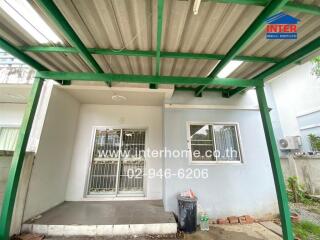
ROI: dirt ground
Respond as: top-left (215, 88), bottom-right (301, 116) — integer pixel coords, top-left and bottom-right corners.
top-left (44, 223), bottom-right (281, 240)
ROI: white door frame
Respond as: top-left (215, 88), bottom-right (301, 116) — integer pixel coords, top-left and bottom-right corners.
top-left (84, 126), bottom-right (148, 199)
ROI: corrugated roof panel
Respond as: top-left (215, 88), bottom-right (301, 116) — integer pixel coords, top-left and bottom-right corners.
top-left (0, 0), bottom-right (318, 89)
top-left (0, 2), bottom-right (91, 72)
top-left (26, 52), bottom-right (91, 72)
top-left (95, 55), bottom-right (152, 75)
top-left (162, 1), bottom-right (262, 54)
top-left (0, 9), bottom-right (38, 46)
top-left (161, 58), bottom-right (218, 77)
top-left (52, 0), bottom-right (153, 74)
top-left (241, 14), bottom-right (320, 59)
top-left (229, 62), bottom-right (274, 79)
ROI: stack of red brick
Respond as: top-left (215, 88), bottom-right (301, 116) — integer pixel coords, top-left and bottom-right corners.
top-left (216, 215), bottom-right (255, 224)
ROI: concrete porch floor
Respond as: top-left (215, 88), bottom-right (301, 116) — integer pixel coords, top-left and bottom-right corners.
top-left (22, 201), bottom-right (177, 236)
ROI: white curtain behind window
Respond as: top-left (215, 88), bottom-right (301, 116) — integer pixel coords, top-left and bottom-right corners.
top-left (0, 127), bottom-right (19, 151)
top-left (214, 125), bottom-right (240, 161)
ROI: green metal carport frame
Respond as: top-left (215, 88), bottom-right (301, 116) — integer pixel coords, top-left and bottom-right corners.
top-left (0, 0), bottom-right (320, 239)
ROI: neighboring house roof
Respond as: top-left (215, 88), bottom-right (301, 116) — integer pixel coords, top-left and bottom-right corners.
top-left (266, 12), bottom-right (301, 24)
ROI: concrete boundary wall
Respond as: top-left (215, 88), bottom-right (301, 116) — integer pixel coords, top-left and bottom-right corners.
top-left (281, 157), bottom-right (320, 194)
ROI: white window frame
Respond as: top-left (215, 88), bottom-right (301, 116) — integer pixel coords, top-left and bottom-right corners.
top-left (186, 121), bottom-right (243, 165)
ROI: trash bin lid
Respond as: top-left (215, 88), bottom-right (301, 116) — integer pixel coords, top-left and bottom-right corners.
top-left (177, 195), bottom-right (197, 202)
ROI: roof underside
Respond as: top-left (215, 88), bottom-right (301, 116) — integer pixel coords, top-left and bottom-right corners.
top-left (0, 0), bottom-right (319, 92)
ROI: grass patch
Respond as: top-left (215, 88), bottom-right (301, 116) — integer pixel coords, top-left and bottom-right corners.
top-left (293, 220), bottom-right (320, 240)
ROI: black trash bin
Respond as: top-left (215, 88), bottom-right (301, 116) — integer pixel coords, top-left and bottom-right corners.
top-left (177, 195), bottom-right (197, 233)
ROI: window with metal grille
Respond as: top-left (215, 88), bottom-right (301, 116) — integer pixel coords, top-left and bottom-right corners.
top-left (188, 123), bottom-right (242, 163)
top-left (88, 128), bottom-right (145, 196)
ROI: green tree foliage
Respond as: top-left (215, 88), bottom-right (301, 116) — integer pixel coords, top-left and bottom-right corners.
top-left (308, 134), bottom-right (320, 151)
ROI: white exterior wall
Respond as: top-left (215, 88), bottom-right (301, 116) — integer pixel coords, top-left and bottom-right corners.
top-left (23, 86), bottom-right (80, 221)
top-left (1, 83), bottom-right (282, 222)
top-left (269, 62), bottom-right (320, 136)
top-left (65, 104), bottom-right (163, 200)
top-left (163, 91), bottom-right (279, 219)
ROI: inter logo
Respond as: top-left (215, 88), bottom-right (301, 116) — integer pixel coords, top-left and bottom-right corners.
top-left (265, 12), bottom-right (300, 40)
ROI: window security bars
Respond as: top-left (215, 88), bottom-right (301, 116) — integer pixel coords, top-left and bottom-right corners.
top-left (88, 128), bottom-right (145, 195)
top-left (188, 123), bottom-right (242, 162)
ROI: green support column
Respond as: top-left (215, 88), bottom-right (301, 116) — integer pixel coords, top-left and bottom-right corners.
top-left (256, 85), bottom-right (293, 240)
top-left (0, 77), bottom-right (44, 240)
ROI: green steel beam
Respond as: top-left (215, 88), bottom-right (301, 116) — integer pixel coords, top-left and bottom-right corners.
top-left (0, 38), bottom-right (47, 71)
top-left (175, 86), bottom-right (223, 92)
top-left (151, 0), bottom-right (164, 89)
top-left (155, 0), bottom-right (164, 75)
top-left (209, 0), bottom-right (320, 16)
top-left (222, 88), bottom-right (244, 98)
top-left (284, 2), bottom-right (320, 16)
top-left (161, 51), bottom-right (281, 63)
top-left (256, 85), bottom-right (294, 240)
top-left (21, 46), bottom-right (281, 63)
top-left (0, 77), bottom-right (44, 240)
top-left (35, 0), bottom-right (105, 76)
top-left (195, 0), bottom-right (289, 97)
top-left (208, 0), bottom-right (266, 5)
top-left (254, 37), bottom-right (320, 80)
top-left (227, 36), bottom-right (320, 97)
top-left (36, 71), bottom-right (261, 87)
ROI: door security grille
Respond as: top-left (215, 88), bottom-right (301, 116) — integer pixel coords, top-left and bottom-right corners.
top-left (88, 128), bottom-right (145, 195)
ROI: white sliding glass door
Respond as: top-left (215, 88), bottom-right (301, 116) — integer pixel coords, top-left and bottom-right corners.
top-left (87, 128), bottom-right (145, 196)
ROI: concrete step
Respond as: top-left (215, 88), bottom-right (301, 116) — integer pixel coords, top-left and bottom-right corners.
top-left (22, 222), bottom-right (177, 237)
